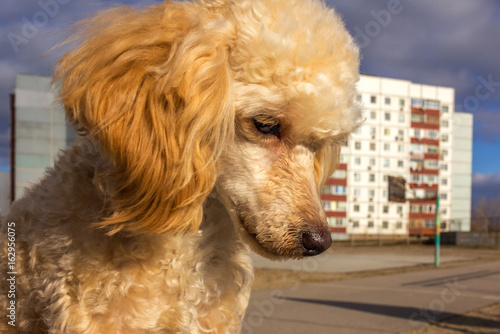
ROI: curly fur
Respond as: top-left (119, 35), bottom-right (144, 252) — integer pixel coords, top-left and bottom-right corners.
top-left (0, 0), bottom-right (363, 332)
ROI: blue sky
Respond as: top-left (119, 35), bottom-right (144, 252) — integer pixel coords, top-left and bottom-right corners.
top-left (0, 0), bottom-right (499, 204)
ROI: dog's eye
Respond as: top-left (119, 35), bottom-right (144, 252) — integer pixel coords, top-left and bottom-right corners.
top-left (253, 118), bottom-right (281, 136)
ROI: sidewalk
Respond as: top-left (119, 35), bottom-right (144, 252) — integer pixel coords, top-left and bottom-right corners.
top-left (250, 250), bottom-right (466, 274)
top-left (244, 258), bottom-right (500, 334)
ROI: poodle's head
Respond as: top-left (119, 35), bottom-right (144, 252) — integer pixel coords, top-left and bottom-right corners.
top-left (55, 0), bottom-right (363, 259)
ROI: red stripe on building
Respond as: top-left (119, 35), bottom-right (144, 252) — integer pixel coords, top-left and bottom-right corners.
top-left (409, 212), bottom-right (436, 220)
top-left (337, 163), bottom-right (347, 170)
top-left (325, 178), bottom-right (347, 186)
top-left (321, 194), bottom-right (347, 202)
top-left (424, 153), bottom-right (439, 160)
top-left (411, 138), bottom-right (440, 145)
top-left (326, 211), bottom-right (347, 218)
top-left (411, 122), bottom-right (440, 130)
top-left (330, 227), bottom-right (347, 233)
top-left (410, 168), bottom-right (439, 175)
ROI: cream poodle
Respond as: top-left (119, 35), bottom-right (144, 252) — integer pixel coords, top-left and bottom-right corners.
top-left (0, 0), bottom-right (362, 332)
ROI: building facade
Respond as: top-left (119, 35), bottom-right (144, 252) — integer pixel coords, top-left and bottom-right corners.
top-left (10, 74), bottom-right (76, 201)
top-left (321, 75), bottom-right (473, 236)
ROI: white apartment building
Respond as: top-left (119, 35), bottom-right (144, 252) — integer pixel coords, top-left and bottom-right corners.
top-left (321, 75), bottom-right (473, 237)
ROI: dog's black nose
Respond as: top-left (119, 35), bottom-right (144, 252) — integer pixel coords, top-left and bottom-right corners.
top-left (302, 229), bottom-right (332, 256)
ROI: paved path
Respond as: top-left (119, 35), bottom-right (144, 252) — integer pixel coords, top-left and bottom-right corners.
top-left (250, 251), bottom-right (467, 273)
top-left (243, 261), bottom-right (500, 333)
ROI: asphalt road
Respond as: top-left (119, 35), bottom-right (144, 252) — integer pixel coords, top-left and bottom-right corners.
top-left (243, 261), bottom-right (500, 334)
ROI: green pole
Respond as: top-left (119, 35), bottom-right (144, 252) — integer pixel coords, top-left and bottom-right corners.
top-left (435, 197), bottom-right (440, 267)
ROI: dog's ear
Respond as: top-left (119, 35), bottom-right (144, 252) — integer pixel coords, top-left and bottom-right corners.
top-left (54, 3), bottom-right (235, 235)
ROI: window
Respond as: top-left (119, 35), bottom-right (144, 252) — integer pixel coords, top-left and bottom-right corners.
top-left (354, 157), bottom-right (361, 165)
top-left (370, 111), bottom-right (376, 119)
top-left (397, 206), bottom-right (403, 214)
top-left (425, 160), bottom-right (439, 169)
top-left (369, 158), bottom-right (376, 166)
top-left (384, 143), bottom-right (390, 151)
top-left (369, 174), bottom-right (375, 182)
top-left (321, 185), bottom-right (346, 195)
top-left (340, 154), bottom-right (349, 163)
top-left (368, 221), bottom-right (374, 228)
top-left (383, 205), bottom-right (389, 214)
top-left (410, 144), bottom-right (424, 153)
top-left (442, 105), bottom-right (449, 113)
top-left (382, 221), bottom-right (389, 229)
top-left (357, 94), bottom-right (362, 101)
top-left (440, 193), bottom-right (448, 200)
top-left (411, 113), bottom-right (425, 123)
top-left (399, 114), bottom-right (405, 123)
top-left (398, 160), bottom-right (404, 167)
top-left (411, 99), bottom-right (424, 108)
top-left (355, 142), bottom-right (361, 150)
top-left (385, 97), bottom-right (391, 105)
top-left (441, 120), bottom-right (449, 128)
top-left (337, 201), bottom-right (347, 210)
top-left (427, 115), bottom-right (439, 125)
top-left (385, 112), bottom-right (391, 121)
top-left (370, 96), bottom-right (377, 104)
top-left (398, 144), bottom-right (404, 153)
top-left (414, 129), bottom-right (422, 138)
top-left (442, 134), bottom-right (449, 142)
top-left (370, 127), bottom-right (376, 135)
top-left (354, 188), bottom-right (361, 197)
top-left (396, 222), bottom-right (403, 229)
top-left (368, 205), bottom-right (374, 213)
top-left (384, 128), bottom-right (390, 136)
top-left (428, 130), bottom-right (438, 139)
top-left (335, 186), bottom-right (346, 195)
top-left (384, 159), bottom-right (389, 167)
top-left (440, 164), bottom-right (448, 171)
top-left (354, 173), bottom-right (361, 182)
top-left (426, 100), bottom-right (440, 110)
top-left (353, 221), bottom-right (360, 228)
top-left (425, 220), bottom-right (435, 228)
top-left (370, 143), bottom-right (376, 151)
top-left (327, 217), bottom-right (347, 227)
top-left (332, 169), bottom-right (347, 179)
top-left (399, 99), bottom-right (405, 107)
top-left (441, 178), bottom-right (448, 186)
top-left (427, 145), bottom-right (438, 154)
top-left (322, 201), bottom-right (331, 210)
top-left (411, 99), bottom-right (421, 108)
top-left (354, 205), bottom-right (360, 212)
top-left (368, 190), bottom-right (375, 198)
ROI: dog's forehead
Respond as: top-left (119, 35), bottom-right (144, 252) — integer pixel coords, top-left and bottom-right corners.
top-left (229, 0), bottom-right (363, 140)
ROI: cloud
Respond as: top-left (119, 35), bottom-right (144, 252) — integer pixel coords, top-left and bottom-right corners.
top-left (472, 173), bottom-right (500, 205)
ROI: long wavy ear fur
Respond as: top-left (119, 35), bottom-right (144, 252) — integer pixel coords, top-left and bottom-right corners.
top-left (314, 143), bottom-right (340, 189)
top-left (54, 2), bottom-right (235, 235)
